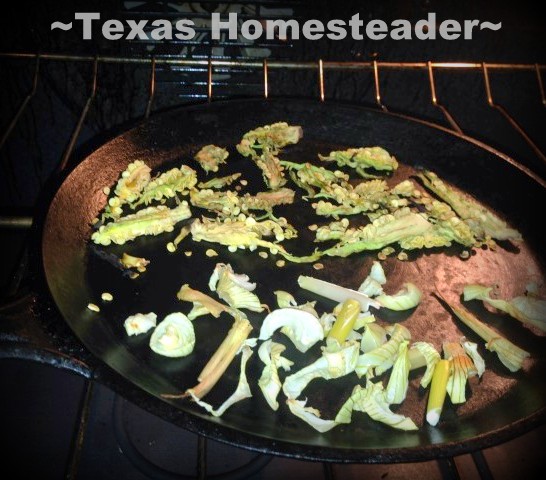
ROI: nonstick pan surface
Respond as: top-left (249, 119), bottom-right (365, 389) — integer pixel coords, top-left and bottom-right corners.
top-left (42, 99), bottom-right (546, 462)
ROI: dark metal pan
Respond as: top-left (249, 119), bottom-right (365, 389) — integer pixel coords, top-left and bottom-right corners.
top-left (41, 99), bottom-right (546, 463)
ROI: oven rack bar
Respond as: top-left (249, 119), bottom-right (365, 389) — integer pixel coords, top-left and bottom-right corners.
top-left (1, 53), bottom-right (545, 178)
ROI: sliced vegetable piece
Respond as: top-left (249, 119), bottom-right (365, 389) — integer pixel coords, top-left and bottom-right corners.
top-left (186, 315), bottom-right (252, 399)
top-left (318, 147), bottom-right (398, 177)
top-left (194, 145), bottom-right (229, 173)
top-left (92, 202), bottom-right (192, 246)
top-left (356, 323), bottom-right (411, 377)
top-left (443, 342), bottom-right (477, 404)
top-left (187, 345), bottom-right (253, 417)
top-left (358, 261), bottom-right (387, 297)
top-left (426, 359), bottom-right (451, 426)
top-left (286, 398), bottom-right (339, 433)
top-left (463, 284), bottom-right (546, 333)
top-left (131, 165), bottom-right (197, 208)
top-left (282, 342), bottom-right (359, 399)
top-left (441, 297), bottom-right (530, 372)
top-left (149, 312), bottom-right (195, 358)
top-left (258, 340), bottom-right (293, 411)
top-left (375, 282), bottom-right (422, 311)
top-left (298, 275), bottom-right (380, 312)
top-left (385, 340), bottom-right (410, 404)
top-left (124, 312), bottom-right (157, 336)
top-left (259, 308), bottom-right (324, 353)
top-left (409, 342), bottom-right (441, 388)
top-left (176, 284), bottom-right (229, 320)
top-left (417, 170), bottom-right (522, 242)
top-left (209, 263), bottom-right (265, 313)
top-left (327, 299), bottom-right (361, 348)
top-left (336, 382), bottom-right (418, 431)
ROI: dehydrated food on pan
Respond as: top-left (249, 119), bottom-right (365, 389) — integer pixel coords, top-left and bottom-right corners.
top-left (356, 323), bottom-right (412, 377)
top-left (149, 312), bottom-right (195, 358)
top-left (124, 312), bottom-right (157, 336)
top-left (426, 359), bottom-right (450, 426)
top-left (131, 165), bottom-right (197, 208)
top-left (440, 295), bottom-right (530, 372)
top-left (184, 315), bottom-right (253, 399)
top-left (281, 160), bottom-right (350, 200)
top-left (120, 252), bottom-right (150, 273)
top-left (336, 381), bottom-right (418, 431)
top-left (282, 342), bottom-right (359, 400)
top-left (102, 160), bottom-right (152, 219)
top-left (463, 284), bottom-right (546, 333)
top-left (187, 344), bottom-right (253, 417)
top-left (417, 170), bottom-right (522, 242)
top-left (408, 342), bottom-right (441, 389)
top-left (443, 341), bottom-right (478, 404)
top-left (384, 340), bottom-right (410, 404)
top-left (318, 146), bottom-right (398, 178)
top-left (91, 202), bottom-right (192, 246)
top-left (258, 340), bottom-right (293, 411)
top-left (190, 187), bottom-right (295, 217)
top-left (176, 284), bottom-right (229, 320)
top-left (237, 122), bottom-right (302, 190)
top-left (259, 308), bottom-right (324, 353)
top-left (197, 172), bottom-right (242, 189)
top-left (375, 282), bottom-right (422, 311)
top-left (236, 122), bottom-right (302, 158)
top-left (194, 145), bottom-right (229, 173)
top-left (209, 263), bottom-right (266, 313)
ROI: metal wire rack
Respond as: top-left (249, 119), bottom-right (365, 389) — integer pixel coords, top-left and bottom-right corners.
top-left (1, 53), bottom-right (546, 479)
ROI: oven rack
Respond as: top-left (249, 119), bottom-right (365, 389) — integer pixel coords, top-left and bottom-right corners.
top-left (1, 54), bottom-right (546, 480)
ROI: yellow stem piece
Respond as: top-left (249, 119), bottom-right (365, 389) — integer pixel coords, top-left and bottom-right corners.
top-left (426, 359), bottom-right (451, 426)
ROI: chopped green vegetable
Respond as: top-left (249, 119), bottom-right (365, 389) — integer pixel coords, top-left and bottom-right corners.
top-left (463, 284), bottom-right (546, 333)
top-left (385, 340), bottom-right (410, 404)
top-left (375, 282), bottom-right (422, 311)
top-left (360, 322), bottom-right (388, 353)
top-left (92, 202), bottom-right (192, 246)
top-left (259, 308), bottom-right (324, 353)
top-left (131, 165), bottom-right (197, 208)
top-left (124, 312), bottom-right (157, 336)
top-left (197, 173), bottom-right (242, 190)
top-left (176, 284), bottom-right (229, 320)
top-left (194, 145), bottom-right (229, 173)
top-left (237, 122), bottom-right (302, 190)
top-left (190, 216), bottom-right (318, 263)
top-left (440, 295), bottom-right (530, 372)
top-left (149, 312), bottom-right (195, 358)
top-left (102, 160), bottom-right (151, 219)
top-left (356, 323), bottom-right (411, 377)
top-left (258, 340), bottom-right (293, 411)
top-left (286, 398), bottom-right (339, 433)
top-left (318, 147), bottom-right (398, 178)
top-left (327, 299), bottom-right (361, 348)
top-left (297, 275), bottom-right (380, 312)
top-left (417, 170), bottom-right (522, 242)
top-left (187, 344), bottom-right (253, 416)
top-left (426, 359), bottom-right (450, 426)
top-left (409, 342), bottom-right (441, 388)
top-left (443, 341), bottom-right (477, 404)
top-left (185, 315), bottom-right (252, 399)
top-left (209, 263), bottom-right (265, 313)
top-left (358, 261), bottom-right (387, 297)
top-left (282, 342), bottom-right (359, 399)
top-left (336, 382), bottom-right (418, 431)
